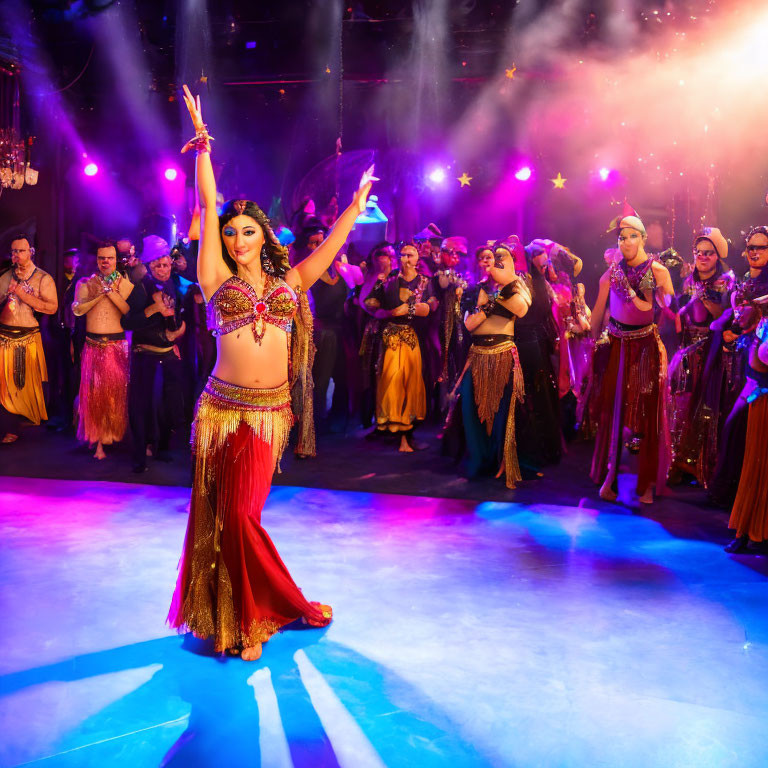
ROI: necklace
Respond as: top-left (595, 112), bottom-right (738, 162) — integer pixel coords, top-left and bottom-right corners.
top-left (12, 265), bottom-right (37, 293)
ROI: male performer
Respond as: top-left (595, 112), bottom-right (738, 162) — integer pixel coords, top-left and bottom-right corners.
top-left (366, 243), bottom-right (437, 451)
top-left (72, 242), bottom-right (134, 459)
top-left (589, 214), bottom-right (674, 504)
top-left (124, 235), bottom-right (187, 472)
top-left (0, 234), bottom-right (58, 442)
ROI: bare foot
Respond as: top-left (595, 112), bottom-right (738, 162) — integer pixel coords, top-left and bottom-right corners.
top-left (638, 488), bottom-right (653, 505)
top-left (94, 442), bottom-right (106, 460)
top-left (1, 433), bottom-right (18, 444)
top-left (241, 643), bottom-right (262, 661)
top-left (599, 477), bottom-right (618, 502)
top-left (398, 435), bottom-right (414, 452)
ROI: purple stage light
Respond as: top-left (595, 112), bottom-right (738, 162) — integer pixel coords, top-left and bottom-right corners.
top-left (514, 166), bottom-right (532, 181)
top-left (599, 167), bottom-right (611, 181)
top-left (83, 162), bottom-right (99, 177)
top-left (427, 167), bottom-right (447, 184)
top-left (164, 167), bottom-right (178, 181)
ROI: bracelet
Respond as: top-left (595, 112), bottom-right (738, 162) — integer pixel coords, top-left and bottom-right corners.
top-left (476, 299), bottom-right (496, 316)
top-left (181, 124), bottom-right (215, 154)
top-left (499, 282), bottom-right (516, 300)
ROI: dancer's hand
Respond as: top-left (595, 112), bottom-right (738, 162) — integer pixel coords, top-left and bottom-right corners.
top-left (181, 85), bottom-right (212, 154)
top-left (353, 165), bottom-right (379, 214)
top-left (182, 84), bottom-right (204, 133)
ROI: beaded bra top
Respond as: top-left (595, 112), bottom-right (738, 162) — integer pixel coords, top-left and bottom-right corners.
top-left (610, 257), bottom-right (657, 303)
top-left (207, 275), bottom-right (297, 344)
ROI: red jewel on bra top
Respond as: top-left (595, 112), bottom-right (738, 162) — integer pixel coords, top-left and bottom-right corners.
top-left (255, 301), bottom-right (267, 313)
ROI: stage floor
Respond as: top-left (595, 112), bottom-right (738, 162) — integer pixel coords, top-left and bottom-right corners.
top-left (1, 476), bottom-right (766, 768)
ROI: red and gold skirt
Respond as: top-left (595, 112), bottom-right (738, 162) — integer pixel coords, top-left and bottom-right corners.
top-left (168, 376), bottom-right (332, 652)
top-left (589, 322), bottom-right (671, 495)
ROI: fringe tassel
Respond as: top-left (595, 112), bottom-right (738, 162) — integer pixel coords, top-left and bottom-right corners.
top-left (13, 343), bottom-right (26, 390)
top-left (503, 357), bottom-right (525, 489)
top-left (470, 341), bottom-right (518, 434)
top-left (290, 290), bottom-right (317, 457)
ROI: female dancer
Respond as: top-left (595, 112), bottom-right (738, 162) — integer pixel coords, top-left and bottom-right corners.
top-left (514, 240), bottom-right (563, 474)
top-left (168, 85), bottom-right (376, 660)
top-left (589, 215), bottom-right (674, 504)
top-left (443, 241), bottom-right (531, 488)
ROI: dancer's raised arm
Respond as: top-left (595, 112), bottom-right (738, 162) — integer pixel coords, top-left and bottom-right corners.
top-left (181, 85), bottom-right (230, 298)
top-left (286, 166), bottom-right (377, 292)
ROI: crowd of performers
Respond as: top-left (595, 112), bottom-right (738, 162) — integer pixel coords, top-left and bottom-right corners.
top-left (1, 88), bottom-right (768, 655)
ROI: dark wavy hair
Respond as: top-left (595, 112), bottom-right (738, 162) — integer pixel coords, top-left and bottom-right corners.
top-left (219, 200), bottom-right (290, 277)
top-left (294, 217), bottom-right (328, 252)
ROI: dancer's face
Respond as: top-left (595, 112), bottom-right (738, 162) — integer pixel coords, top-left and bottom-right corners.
top-left (441, 248), bottom-right (460, 269)
top-left (618, 227), bottom-right (645, 261)
top-left (96, 246), bottom-right (117, 276)
top-left (488, 247), bottom-right (516, 283)
top-left (476, 249), bottom-right (493, 274)
top-left (10, 238), bottom-right (33, 269)
top-left (221, 215), bottom-right (265, 269)
top-left (373, 247), bottom-right (394, 275)
top-left (149, 256), bottom-right (172, 282)
top-left (306, 232), bottom-right (325, 253)
top-left (531, 250), bottom-right (549, 275)
top-left (693, 239), bottom-right (718, 275)
top-left (400, 246), bottom-right (419, 270)
top-left (745, 232), bottom-right (768, 270)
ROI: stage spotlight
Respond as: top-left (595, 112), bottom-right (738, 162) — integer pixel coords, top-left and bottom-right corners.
top-left (164, 167), bottom-right (178, 181)
top-left (427, 167), bottom-right (447, 184)
top-left (83, 162), bottom-right (99, 177)
top-left (598, 167), bottom-right (611, 181)
top-left (514, 166), bottom-right (532, 181)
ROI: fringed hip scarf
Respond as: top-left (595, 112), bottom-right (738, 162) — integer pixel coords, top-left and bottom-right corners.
top-left (193, 377), bottom-right (295, 476)
top-left (452, 334), bottom-right (526, 489)
top-left (77, 333), bottom-right (129, 445)
top-left (590, 320), bottom-right (671, 495)
top-left (0, 323), bottom-right (48, 424)
top-left (169, 375), bottom-right (331, 653)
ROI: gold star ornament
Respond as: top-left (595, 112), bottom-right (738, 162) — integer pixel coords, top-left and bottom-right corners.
top-left (457, 172), bottom-right (473, 187)
top-left (505, 65), bottom-right (517, 80)
top-left (551, 172), bottom-right (567, 189)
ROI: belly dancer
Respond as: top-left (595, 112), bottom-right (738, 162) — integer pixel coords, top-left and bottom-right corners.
top-left (589, 214), bottom-right (674, 504)
top-left (168, 85), bottom-right (376, 660)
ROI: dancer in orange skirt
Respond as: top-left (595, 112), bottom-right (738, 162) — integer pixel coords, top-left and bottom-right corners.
top-left (168, 85), bottom-right (377, 660)
top-left (726, 298), bottom-right (768, 553)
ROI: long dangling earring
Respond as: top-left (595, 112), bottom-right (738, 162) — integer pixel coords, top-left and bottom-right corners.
top-left (261, 245), bottom-right (275, 275)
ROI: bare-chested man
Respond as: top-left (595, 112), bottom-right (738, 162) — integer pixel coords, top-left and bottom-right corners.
top-left (589, 214), bottom-right (675, 505)
top-left (0, 234), bottom-right (59, 442)
top-left (72, 242), bottom-right (134, 459)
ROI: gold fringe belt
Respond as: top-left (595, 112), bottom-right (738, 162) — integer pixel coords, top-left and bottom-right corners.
top-left (607, 321), bottom-right (655, 341)
top-left (193, 377), bottom-right (294, 477)
top-left (463, 340), bottom-right (526, 489)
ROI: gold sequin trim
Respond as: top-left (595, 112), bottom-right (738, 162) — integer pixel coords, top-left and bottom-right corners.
top-left (383, 323), bottom-right (418, 350)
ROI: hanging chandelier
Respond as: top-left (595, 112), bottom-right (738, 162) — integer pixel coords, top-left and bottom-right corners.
top-left (0, 129), bottom-right (37, 195)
